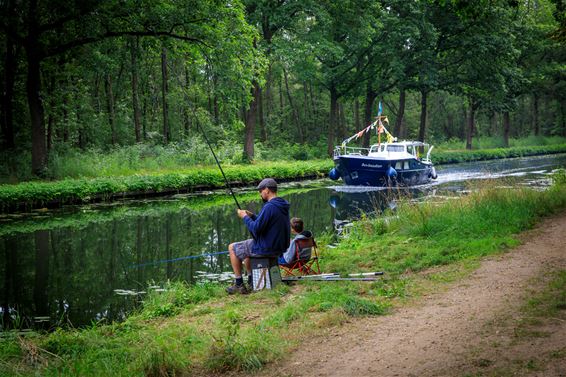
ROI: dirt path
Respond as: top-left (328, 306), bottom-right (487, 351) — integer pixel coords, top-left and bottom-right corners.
top-left (253, 212), bottom-right (566, 377)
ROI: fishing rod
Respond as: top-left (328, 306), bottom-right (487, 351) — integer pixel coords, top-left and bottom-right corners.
top-left (194, 119), bottom-right (241, 210)
top-left (281, 276), bottom-right (379, 282)
top-left (168, 62), bottom-right (241, 210)
top-left (281, 271), bottom-right (384, 282)
top-left (129, 250), bottom-right (229, 269)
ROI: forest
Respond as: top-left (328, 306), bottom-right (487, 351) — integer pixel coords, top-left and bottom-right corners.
top-left (0, 0), bottom-right (565, 179)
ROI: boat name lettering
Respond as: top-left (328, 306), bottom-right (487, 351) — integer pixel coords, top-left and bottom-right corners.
top-left (361, 163), bottom-right (382, 168)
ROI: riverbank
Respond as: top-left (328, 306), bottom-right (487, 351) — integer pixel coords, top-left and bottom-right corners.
top-left (1, 144), bottom-right (566, 212)
top-left (1, 171), bottom-right (565, 376)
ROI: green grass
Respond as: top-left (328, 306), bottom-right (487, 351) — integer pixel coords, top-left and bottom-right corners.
top-left (0, 160), bottom-right (332, 211)
top-left (321, 181), bottom-right (566, 276)
top-left (435, 136), bottom-right (566, 150)
top-left (433, 143), bottom-right (566, 164)
top-left (0, 139), bottom-right (566, 212)
top-left (2, 173), bottom-right (566, 376)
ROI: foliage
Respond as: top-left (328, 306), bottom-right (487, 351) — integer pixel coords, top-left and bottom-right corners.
top-left (2, 143), bottom-right (566, 211)
top-left (1, 0), bottom-right (565, 177)
top-left (2, 180), bottom-right (566, 375)
top-left (433, 143), bottom-right (566, 164)
top-left (321, 182), bottom-right (566, 276)
top-left (0, 160), bottom-right (332, 211)
top-left (140, 282), bottom-right (224, 319)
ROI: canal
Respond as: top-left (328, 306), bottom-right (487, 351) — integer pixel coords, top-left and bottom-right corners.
top-left (1, 153), bottom-right (565, 330)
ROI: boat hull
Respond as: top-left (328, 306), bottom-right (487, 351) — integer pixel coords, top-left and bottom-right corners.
top-left (333, 155), bottom-right (434, 186)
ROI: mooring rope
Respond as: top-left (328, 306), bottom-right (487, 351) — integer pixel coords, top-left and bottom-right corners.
top-left (129, 250), bottom-right (229, 269)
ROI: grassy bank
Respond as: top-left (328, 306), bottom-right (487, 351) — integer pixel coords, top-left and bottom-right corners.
top-left (1, 143), bottom-right (566, 212)
top-left (433, 143), bottom-right (566, 164)
top-left (0, 185), bottom-right (321, 238)
top-left (1, 172), bottom-right (565, 377)
top-left (0, 161), bottom-right (330, 212)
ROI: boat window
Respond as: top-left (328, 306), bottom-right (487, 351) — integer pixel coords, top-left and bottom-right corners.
top-left (404, 161), bottom-right (410, 170)
top-left (395, 162), bottom-right (402, 170)
top-left (387, 145), bottom-right (404, 152)
top-left (407, 146), bottom-right (415, 155)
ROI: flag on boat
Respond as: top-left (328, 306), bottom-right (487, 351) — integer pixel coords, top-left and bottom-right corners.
top-left (377, 101), bottom-right (383, 116)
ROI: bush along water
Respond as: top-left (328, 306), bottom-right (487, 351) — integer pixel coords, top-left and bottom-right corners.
top-left (1, 143), bottom-right (566, 212)
top-left (0, 161), bottom-right (332, 212)
top-left (1, 174), bottom-right (565, 376)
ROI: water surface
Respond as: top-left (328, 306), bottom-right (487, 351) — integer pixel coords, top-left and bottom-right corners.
top-left (1, 154), bottom-right (565, 330)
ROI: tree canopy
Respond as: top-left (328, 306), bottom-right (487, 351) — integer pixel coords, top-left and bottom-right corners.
top-left (1, 0), bottom-right (565, 176)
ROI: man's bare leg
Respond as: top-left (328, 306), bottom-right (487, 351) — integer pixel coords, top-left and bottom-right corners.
top-left (229, 243), bottom-right (242, 277)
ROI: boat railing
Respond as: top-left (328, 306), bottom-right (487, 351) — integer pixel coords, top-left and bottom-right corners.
top-left (333, 146), bottom-right (370, 158)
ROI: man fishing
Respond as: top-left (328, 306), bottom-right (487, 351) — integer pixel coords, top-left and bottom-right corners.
top-left (226, 178), bottom-right (290, 294)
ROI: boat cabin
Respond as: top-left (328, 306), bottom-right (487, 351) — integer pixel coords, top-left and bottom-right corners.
top-left (368, 141), bottom-right (429, 159)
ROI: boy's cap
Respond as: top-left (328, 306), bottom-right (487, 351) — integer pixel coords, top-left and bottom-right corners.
top-left (257, 178), bottom-right (278, 191)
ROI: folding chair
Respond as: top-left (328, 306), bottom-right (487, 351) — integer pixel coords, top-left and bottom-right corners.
top-left (279, 236), bottom-right (321, 276)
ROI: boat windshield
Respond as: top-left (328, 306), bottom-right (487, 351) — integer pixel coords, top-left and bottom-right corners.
top-left (387, 145), bottom-right (405, 152)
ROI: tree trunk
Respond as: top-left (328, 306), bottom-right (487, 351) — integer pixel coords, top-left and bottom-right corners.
top-left (46, 74), bottom-right (56, 153)
top-left (105, 74), bottom-right (117, 145)
top-left (395, 88), bottom-right (406, 139)
top-left (183, 66), bottom-right (191, 137)
top-left (354, 98), bottom-right (360, 132)
top-left (27, 52), bottom-right (47, 175)
top-left (264, 64), bottom-right (273, 142)
top-left (304, 82), bottom-right (311, 130)
top-left (338, 102), bottom-right (346, 141)
top-left (130, 37), bottom-right (142, 142)
top-left (244, 81), bottom-right (260, 161)
top-left (161, 47), bottom-right (170, 144)
top-left (362, 85), bottom-right (377, 148)
top-left (77, 97), bottom-right (86, 150)
top-left (503, 111), bottom-right (510, 147)
top-left (418, 90), bottom-right (428, 142)
top-left (283, 67), bottom-right (303, 143)
top-left (258, 84), bottom-right (266, 142)
top-left (466, 99), bottom-right (477, 150)
top-left (278, 77), bottom-right (284, 132)
top-left (533, 93), bottom-right (539, 136)
top-left (328, 85), bottom-right (339, 156)
top-left (1, 11), bottom-right (16, 150)
top-left (310, 82), bottom-right (317, 121)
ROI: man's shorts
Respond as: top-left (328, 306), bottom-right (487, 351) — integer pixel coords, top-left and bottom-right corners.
top-left (232, 239), bottom-right (255, 261)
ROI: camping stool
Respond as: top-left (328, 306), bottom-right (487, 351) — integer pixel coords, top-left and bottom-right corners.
top-left (249, 255), bottom-right (281, 291)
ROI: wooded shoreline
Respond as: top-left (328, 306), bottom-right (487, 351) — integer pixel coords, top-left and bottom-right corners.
top-left (1, 145), bottom-right (566, 213)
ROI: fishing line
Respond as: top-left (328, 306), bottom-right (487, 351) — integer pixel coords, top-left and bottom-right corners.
top-left (129, 250), bottom-right (229, 269)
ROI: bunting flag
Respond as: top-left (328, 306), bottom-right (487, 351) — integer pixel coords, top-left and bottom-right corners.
top-left (341, 112), bottom-right (395, 147)
top-left (377, 101), bottom-right (383, 117)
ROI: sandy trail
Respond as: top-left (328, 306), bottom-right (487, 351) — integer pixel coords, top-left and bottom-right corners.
top-left (250, 212), bottom-right (566, 377)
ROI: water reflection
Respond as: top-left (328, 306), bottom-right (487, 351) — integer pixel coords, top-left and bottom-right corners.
top-left (1, 154), bottom-right (565, 330)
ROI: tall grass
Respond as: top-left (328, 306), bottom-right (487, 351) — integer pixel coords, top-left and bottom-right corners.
top-left (321, 179), bottom-right (566, 276)
top-left (436, 136), bottom-right (566, 151)
top-left (2, 175), bottom-right (566, 376)
top-left (3, 136), bottom-right (564, 183)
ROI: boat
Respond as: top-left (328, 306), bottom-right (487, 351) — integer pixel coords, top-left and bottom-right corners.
top-left (329, 113), bottom-right (437, 186)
